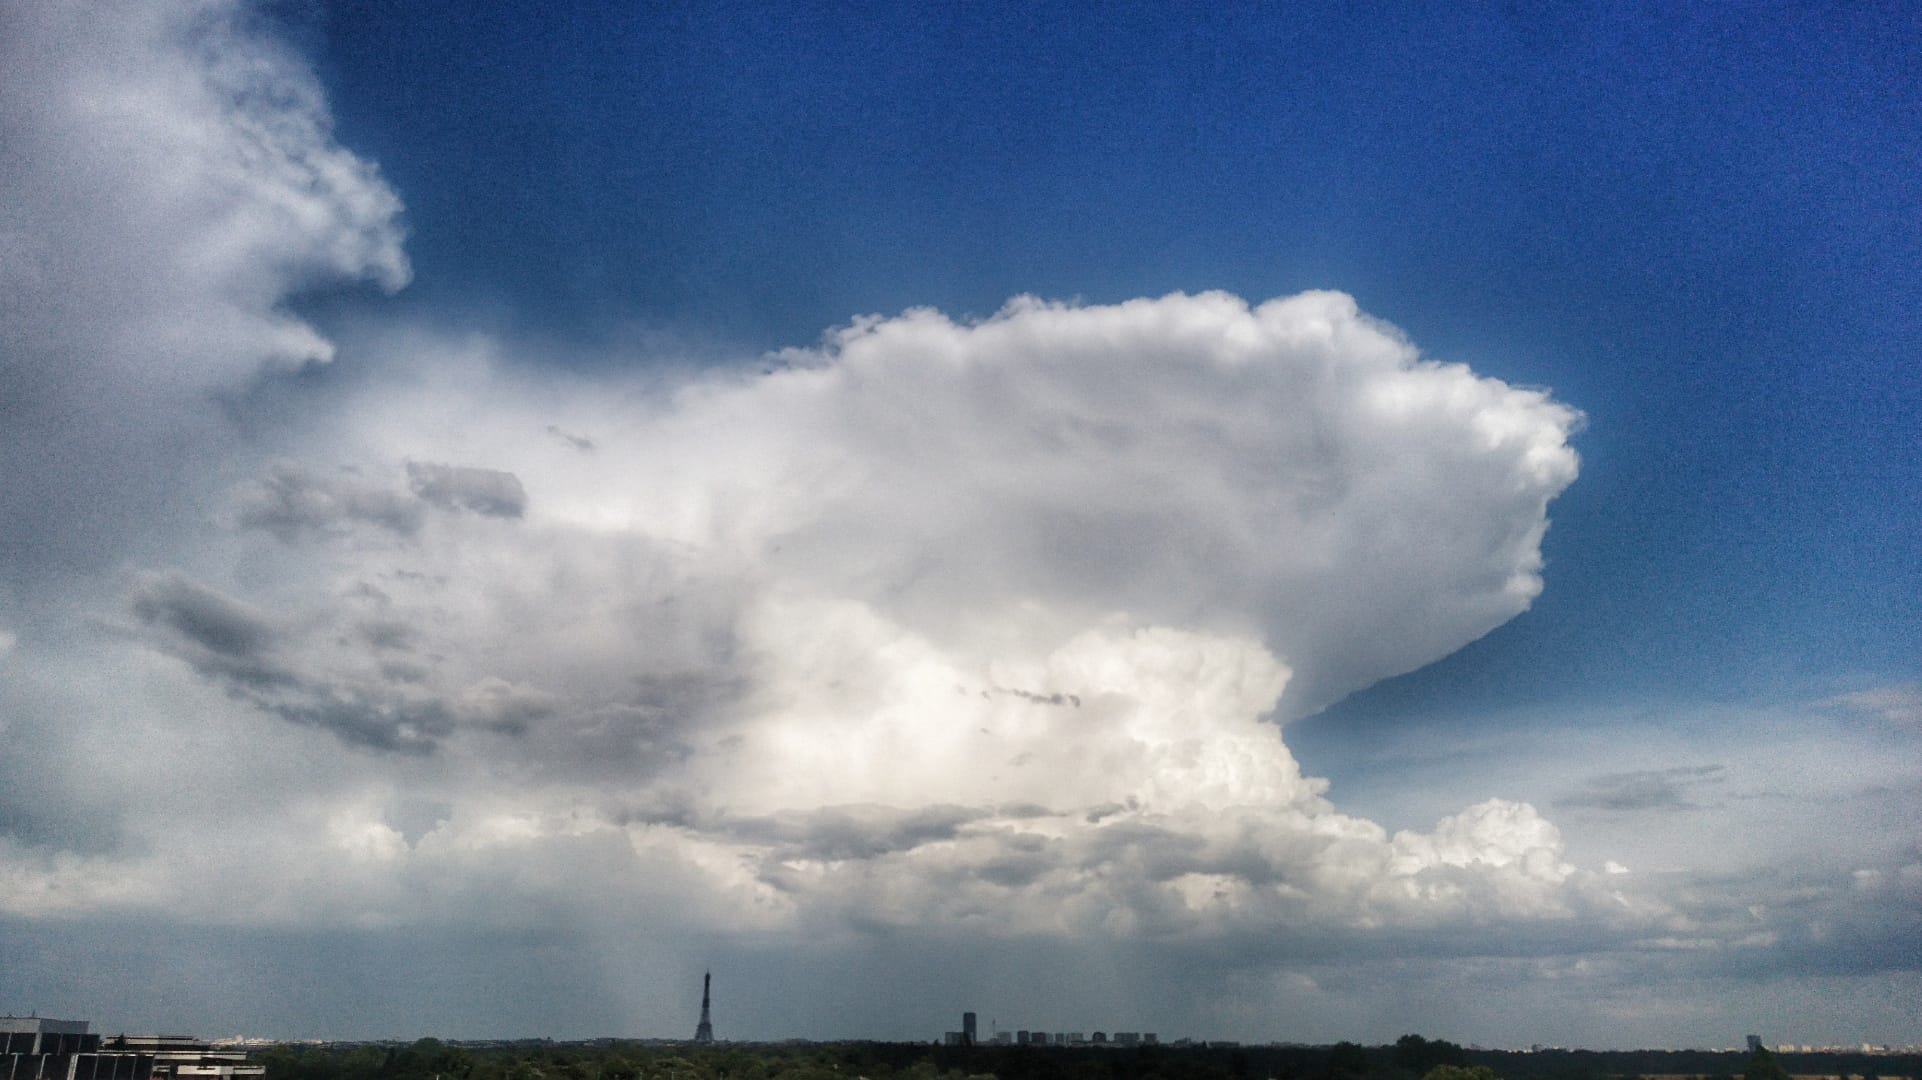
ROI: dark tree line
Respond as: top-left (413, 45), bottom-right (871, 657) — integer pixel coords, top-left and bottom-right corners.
top-left (256, 1036), bottom-right (1919, 1080)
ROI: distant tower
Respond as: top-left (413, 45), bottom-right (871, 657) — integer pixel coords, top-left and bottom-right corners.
top-left (694, 971), bottom-right (715, 1043)
top-left (963, 1012), bottom-right (977, 1046)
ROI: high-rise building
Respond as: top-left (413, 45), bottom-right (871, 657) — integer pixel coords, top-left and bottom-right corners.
top-left (1747, 1036), bottom-right (1763, 1053)
top-left (694, 972), bottom-right (715, 1044)
top-left (963, 1012), bottom-right (976, 1046)
top-left (3, 1017), bottom-right (262, 1080)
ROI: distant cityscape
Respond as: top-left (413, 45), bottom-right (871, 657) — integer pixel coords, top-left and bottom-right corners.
top-left (924, 1011), bottom-right (1922, 1055)
top-left (938, 1012), bottom-right (1165, 1048)
top-left (923, 1002), bottom-right (1921, 1056)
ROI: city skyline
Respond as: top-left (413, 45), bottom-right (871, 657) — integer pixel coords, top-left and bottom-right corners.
top-left (1, 0), bottom-right (1917, 1050)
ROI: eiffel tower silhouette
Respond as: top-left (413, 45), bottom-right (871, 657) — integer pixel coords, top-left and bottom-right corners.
top-left (694, 971), bottom-right (714, 1043)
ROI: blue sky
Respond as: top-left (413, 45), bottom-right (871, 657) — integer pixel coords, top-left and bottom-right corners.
top-left (1, 0), bottom-right (1918, 1050)
top-left (309, 0), bottom-right (1920, 712)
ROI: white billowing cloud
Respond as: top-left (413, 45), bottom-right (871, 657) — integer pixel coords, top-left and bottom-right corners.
top-left (707, 601), bottom-right (1305, 818)
top-left (0, 0), bottom-right (406, 572)
top-left (678, 293), bottom-right (1578, 722)
top-left (663, 596), bottom-right (1583, 936)
top-left (309, 291), bottom-right (1580, 713)
top-left (24, 288), bottom-right (1593, 945)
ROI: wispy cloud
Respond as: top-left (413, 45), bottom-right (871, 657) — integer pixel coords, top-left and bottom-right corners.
top-left (1557, 765), bottom-right (1726, 812)
top-left (1826, 684), bottom-right (1922, 729)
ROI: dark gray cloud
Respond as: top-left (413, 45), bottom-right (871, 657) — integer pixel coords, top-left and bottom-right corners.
top-left (546, 424), bottom-right (597, 452)
top-left (355, 617), bottom-right (418, 652)
top-left (129, 572), bottom-right (464, 753)
top-left (269, 691), bottom-right (455, 755)
top-left (629, 670), bottom-right (748, 723)
top-left (990, 685), bottom-right (1083, 707)
top-left (130, 570), bottom-right (291, 690)
top-left (236, 462), bottom-right (425, 540)
top-left (406, 461), bottom-right (526, 518)
top-left (729, 804), bottom-right (988, 862)
top-left (236, 460), bottom-right (529, 542)
top-left (1557, 765), bottom-right (1725, 812)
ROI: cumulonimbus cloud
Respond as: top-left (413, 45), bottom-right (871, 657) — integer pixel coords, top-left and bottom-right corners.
top-left (76, 287), bottom-right (1590, 942)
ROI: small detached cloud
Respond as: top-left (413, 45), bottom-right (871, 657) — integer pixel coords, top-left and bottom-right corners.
top-left (546, 424), bottom-right (597, 452)
top-left (1557, 765), bottom-right (1726, 812)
